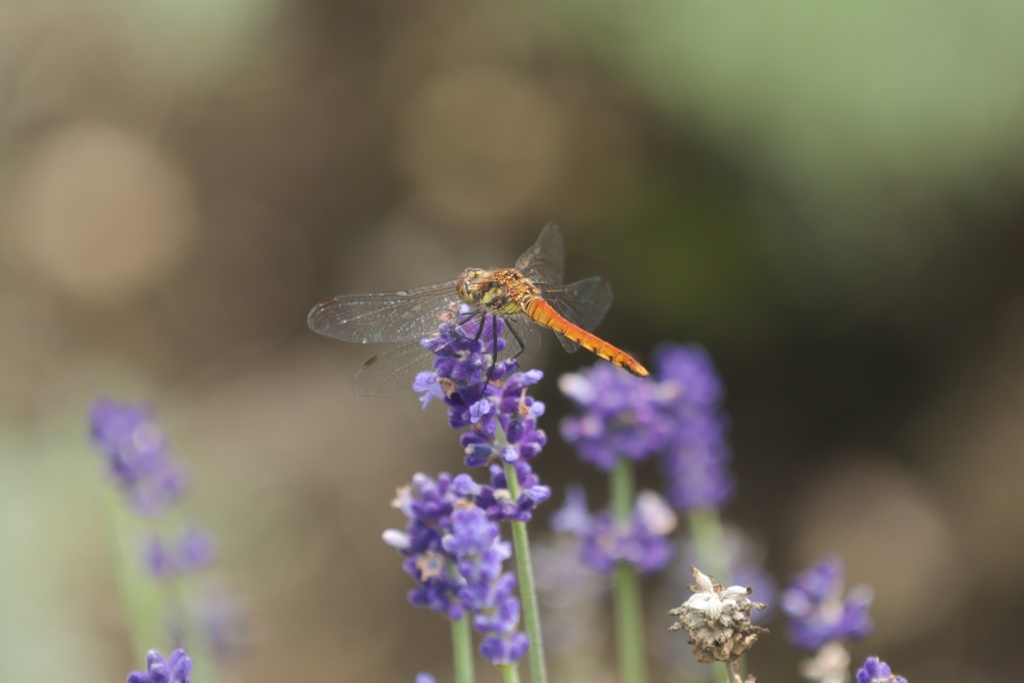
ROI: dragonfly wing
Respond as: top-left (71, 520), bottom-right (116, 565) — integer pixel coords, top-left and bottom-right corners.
top-left (353, 341), bottom-right (437, 396)
top-left (355, 315), bottom-right (540, 395)
top-left (516, 223), bottom-right (565, 286)
top-left (307, 280), bottom-right (460, 343)
top-left (537, 276), bottom-right (613, 352)
top-left (500, 315), bottom-right (542, 367)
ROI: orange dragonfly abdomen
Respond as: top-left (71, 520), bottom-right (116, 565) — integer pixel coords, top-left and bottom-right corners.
top-left (523, 297), bottom-right (649, 377)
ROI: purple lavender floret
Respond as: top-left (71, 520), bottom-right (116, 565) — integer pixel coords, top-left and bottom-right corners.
top-left (415, 675), bottom-right (437, 683)
top-left (782, 555), bottom-right (874, 650)
top-left (473, 460), bottom-right (551, 523)
top-left (552, 486), bottom-right (676, 575)
top-left (856, 656), bottom-right (907, 683)
top-left (127, 648), bottom-right (192, 683)
top-left (89, 399), bottom-right (188, 515)
top-left (384, 472), bottom-right (476, 618)
top-left (458, 368), bottom-right (546, 468)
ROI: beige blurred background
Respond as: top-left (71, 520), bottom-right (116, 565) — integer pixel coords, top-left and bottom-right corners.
top-left (2, 1), bottom-right (1023, 681)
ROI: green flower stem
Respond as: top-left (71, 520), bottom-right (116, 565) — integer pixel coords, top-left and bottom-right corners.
top-left (498, 664), bottom-right (522, 683)
top-left (104, 493), bottom-right (220, 683)
top-left (104, 492), bottom-right (160, 657)
top-left (688, 507), bottom-right (730, 683)
top-left (507, 515), bottom-right (546, 683)
top-left (611, 459), bottom-right (648, 683)
top-left (687, 508), bottom-right (728, 582)
top-left (497, 423), bottom-right (548, 683)
top-left (451, 614), bottom-right (475, 683)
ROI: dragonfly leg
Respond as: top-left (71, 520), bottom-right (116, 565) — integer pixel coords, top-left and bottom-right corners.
top-left (482, 315), bottom-right (500, 393)
top-left (477, 318), bottom-right (523, 399)
top-left (481, 318), bottom-right (527, 399)
top-left (506, 320), bottom-right (526, 361)
top-left (452, 310), bottom-right (487, 344)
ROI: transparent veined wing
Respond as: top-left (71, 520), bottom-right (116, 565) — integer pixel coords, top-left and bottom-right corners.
top-left (516, 223), bottom-right (565, 286)
top-left (536, 276), bottom-right (613, 352)
top-left (353, 340), bottom-right (438, 395)
top-left (354, 311), bottom-right (540, 395)
top-left (501, 314), bottom-right (542, 367)
top-left (307, 280), bottom-right (461, 344)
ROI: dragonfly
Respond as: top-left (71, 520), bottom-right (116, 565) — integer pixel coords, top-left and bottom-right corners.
top-left (307, 223), bottom-right (649, 395)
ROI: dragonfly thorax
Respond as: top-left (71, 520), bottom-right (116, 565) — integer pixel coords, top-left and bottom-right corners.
top-left (457, 267), bottom-right (535, 316)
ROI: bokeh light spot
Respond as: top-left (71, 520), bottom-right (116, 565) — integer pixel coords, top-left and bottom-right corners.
top-left (12, 124), bottom-right (196, 304)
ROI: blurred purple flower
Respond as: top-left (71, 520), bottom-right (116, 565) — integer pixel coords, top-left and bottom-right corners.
top-left (552, 486), bottom-right (676, 575)
top-left (415, 674), bottom-right (437, 683)
top-left (145, 526), bottom-right (217, 578)
top-left (559, 364), bottom-right (673, 471)
top-left (88, 399), bottom-right (242, 662)
top-left (532, 535), bottom-right (608, 657)
top-left (653, 343), bottom-right (733, 510)
top-left (127, 648), bottom-right (192, 683)
top-left (89, 399), bottom-right (187, 516)
top-left (559, 343), bottom-right (734, 511)
top-left (782, 555), bottom-right (874, 650)
top-left (856, 656), bottom-right (907, 683)
top-left (191, 586), bottom-right (246, 659)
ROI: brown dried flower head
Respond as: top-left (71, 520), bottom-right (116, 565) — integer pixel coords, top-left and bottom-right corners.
top-left (668, 566), bottom-right (768, 664)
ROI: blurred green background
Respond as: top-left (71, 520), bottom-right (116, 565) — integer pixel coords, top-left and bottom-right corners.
top-left (2, 1), bottom-right (1023, 681)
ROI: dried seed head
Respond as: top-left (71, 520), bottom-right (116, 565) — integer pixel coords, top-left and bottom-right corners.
top-left (668, 567), bottom-right (769, 664)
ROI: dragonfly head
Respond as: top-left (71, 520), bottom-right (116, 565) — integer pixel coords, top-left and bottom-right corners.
top-left (457, 267), bottom-right (496, 306)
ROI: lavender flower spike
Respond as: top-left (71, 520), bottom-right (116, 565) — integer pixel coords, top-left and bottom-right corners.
top-left (856, 656), bottom-right (908, 683)
top-left (89, 399), bottom-right (241, 660)
top-left (127, 648), bottom-right (192, 683)
top-left (781, 555), bottom-right (874, 650)
top-left (385, 474), bottom-right (529, 665)
top-left (415, 309), bottom-right (551, 523)
top-left (384, 472), bottom-right (479, 618)
top-left (445, 507), bottom-right (530, 665)
top-left (89, 399), bottom-right (187, 516)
